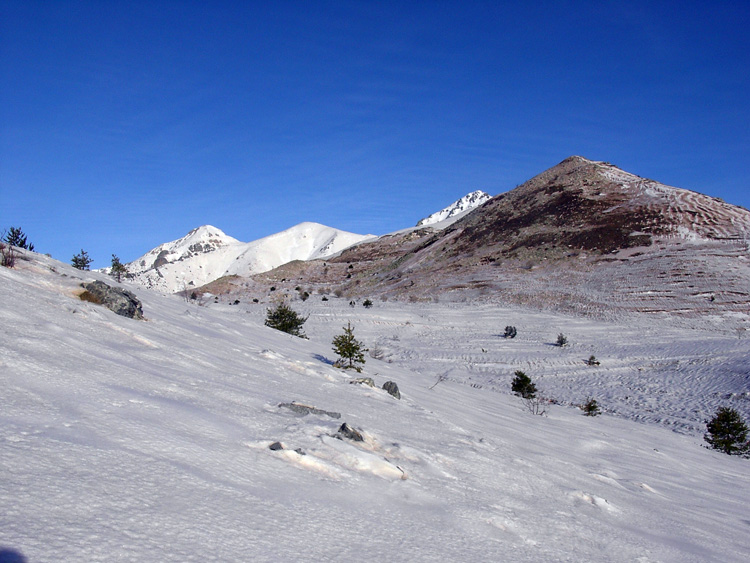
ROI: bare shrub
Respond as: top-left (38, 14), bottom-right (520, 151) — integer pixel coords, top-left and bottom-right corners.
top-left (1, 242), bottom-right (17, 268)
top-left (523, 395), bottom-right (547, 416)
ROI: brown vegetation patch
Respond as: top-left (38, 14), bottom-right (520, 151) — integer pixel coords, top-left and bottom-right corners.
top-left (78, 290), bottom-right (103, 304)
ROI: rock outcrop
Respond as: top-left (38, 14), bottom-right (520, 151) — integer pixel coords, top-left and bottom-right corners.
top-left (80, 281), bottom-right (144, 319)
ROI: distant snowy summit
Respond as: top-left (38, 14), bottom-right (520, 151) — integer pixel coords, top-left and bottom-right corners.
top-left (416, 190), bottom-right (492, 227)
top-left (127, 223), bottom-right (375, 294)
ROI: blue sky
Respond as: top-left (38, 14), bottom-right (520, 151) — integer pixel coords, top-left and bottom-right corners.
top-left (1, 1), bottom-right (748, 265)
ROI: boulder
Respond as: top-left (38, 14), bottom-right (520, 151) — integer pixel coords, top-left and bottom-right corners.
top-left (80, 281), bottom-right (144, 319)
top-left (382, 381), bottom-right (401, 399)
top-left (338, 422), bottom-right (364, 442)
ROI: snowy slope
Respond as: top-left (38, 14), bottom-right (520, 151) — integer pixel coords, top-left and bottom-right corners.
top-left (2, 250), bottom-right (749, 562)
top-left (126, 223), bottom-right (375, 294)
top-left (416, 190), bottom-right (492, 227)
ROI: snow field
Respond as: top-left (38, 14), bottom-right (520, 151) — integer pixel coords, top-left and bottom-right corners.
top-left (2, 251), bottom-right (749, 561)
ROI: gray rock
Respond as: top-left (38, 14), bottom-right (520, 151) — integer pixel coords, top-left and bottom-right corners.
top-left (338, 422), bottom-right (364, 442)
top-left (268, 441), bottom-right (283, 451)
top-left (350, 377), bottom-right (376, 387)
top-left (279, 402), bottom-right (341, 419)
top-left (80, 281), bottom-right (144, 319)
top-left (382, 381), bottom-right (401, 399)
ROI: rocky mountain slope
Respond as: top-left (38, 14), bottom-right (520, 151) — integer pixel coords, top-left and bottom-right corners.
top-left (250, 157), bottom-right (750, 322)
top-left (126, 223), bottom-right (375, 294)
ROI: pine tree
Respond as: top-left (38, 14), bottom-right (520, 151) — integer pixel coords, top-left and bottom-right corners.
top-left (3, 227), bottom-right (34, 251)
top-left (511, 370), bottom-right (537, 399)
top-left (110, 254), bottom-right (128, 282)
top-left (332, 322), bottom-right (367, 372)
top-left (71, 249), bottom-right (93, 270)
top-left (704, 407), bottom-right (750, 456)
top-left (264, 303), bottom-right (308, 338)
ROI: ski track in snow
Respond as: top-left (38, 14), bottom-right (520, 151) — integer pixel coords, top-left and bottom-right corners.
top-left (2, 251), bottom-right (750, 562)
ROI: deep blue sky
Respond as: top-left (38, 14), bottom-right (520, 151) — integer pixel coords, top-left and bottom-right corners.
top-left (2, 1), bottom-right (748, 265)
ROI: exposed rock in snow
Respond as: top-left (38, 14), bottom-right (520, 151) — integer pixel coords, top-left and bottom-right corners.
top-left (338, 422), bottom-right (364, 442)
top-left (350, 377), bottom-right (376, 387)
top-left (279, 402), bottom-right (342, 419)
top-left (382, 381), bottom-right (401, 399)
top-left (79, 280), bottom-right (144, 319)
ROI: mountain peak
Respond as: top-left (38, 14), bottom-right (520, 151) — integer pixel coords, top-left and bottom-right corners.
top-left (416, 190), bottom-right (492, 227)
top-left (126, 222), bottom-right (374, 293)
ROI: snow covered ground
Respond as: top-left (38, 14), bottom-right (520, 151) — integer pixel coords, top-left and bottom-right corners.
top-left (2, 251), bottom-right (749, 562)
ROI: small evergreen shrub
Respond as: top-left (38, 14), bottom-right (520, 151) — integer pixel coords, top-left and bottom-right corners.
top-left (2, 227), bottom-right (34, 251)
top-left (504, 326), bottom-right (517, 338)
top-left (332, 321), bottom-right (367, 372)
top-left (71, 249), bottom-right (93, 270)
top-left (556, 333), bottom-right (568, 347)
top-left (704, 407), bottom-right (750, 456)
top-left (363, 299), bottom-right (373, 308)
top-left (585, 355), bottom-right (600, 366)
top-left (511, 370), bottom-right (537, 399)
top-left (110, 254), bottom-right (128, 282)
top-left (264, 303), bottom-right (308, 338)
top-left (582, 397), bottom-right (600, 416)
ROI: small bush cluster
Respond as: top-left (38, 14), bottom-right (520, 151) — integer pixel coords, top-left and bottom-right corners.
top-left (1, 242), bottom-right (16, 268)
top-left (510, 371), bottom-right (546, 415)
top-left (504, 326), bottom-right (517, 338)
top-left (556, 333), bottom-right (568, 347)
top-left (2, 227), bottom-right (34, 268)
top-left (585, 355), bottom-right (600, 366)
top-left (582, 397), bottom-right (600, 416)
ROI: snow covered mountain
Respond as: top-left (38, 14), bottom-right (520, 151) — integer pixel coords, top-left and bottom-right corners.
top-left (416, 189), bottom-right (492, 227)
top-left (127, 223), bottom-right (375, 294)
top-left (3, 249), bottom-right (750, 561)
top-left (125, 188), bottom-right (493, 295)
